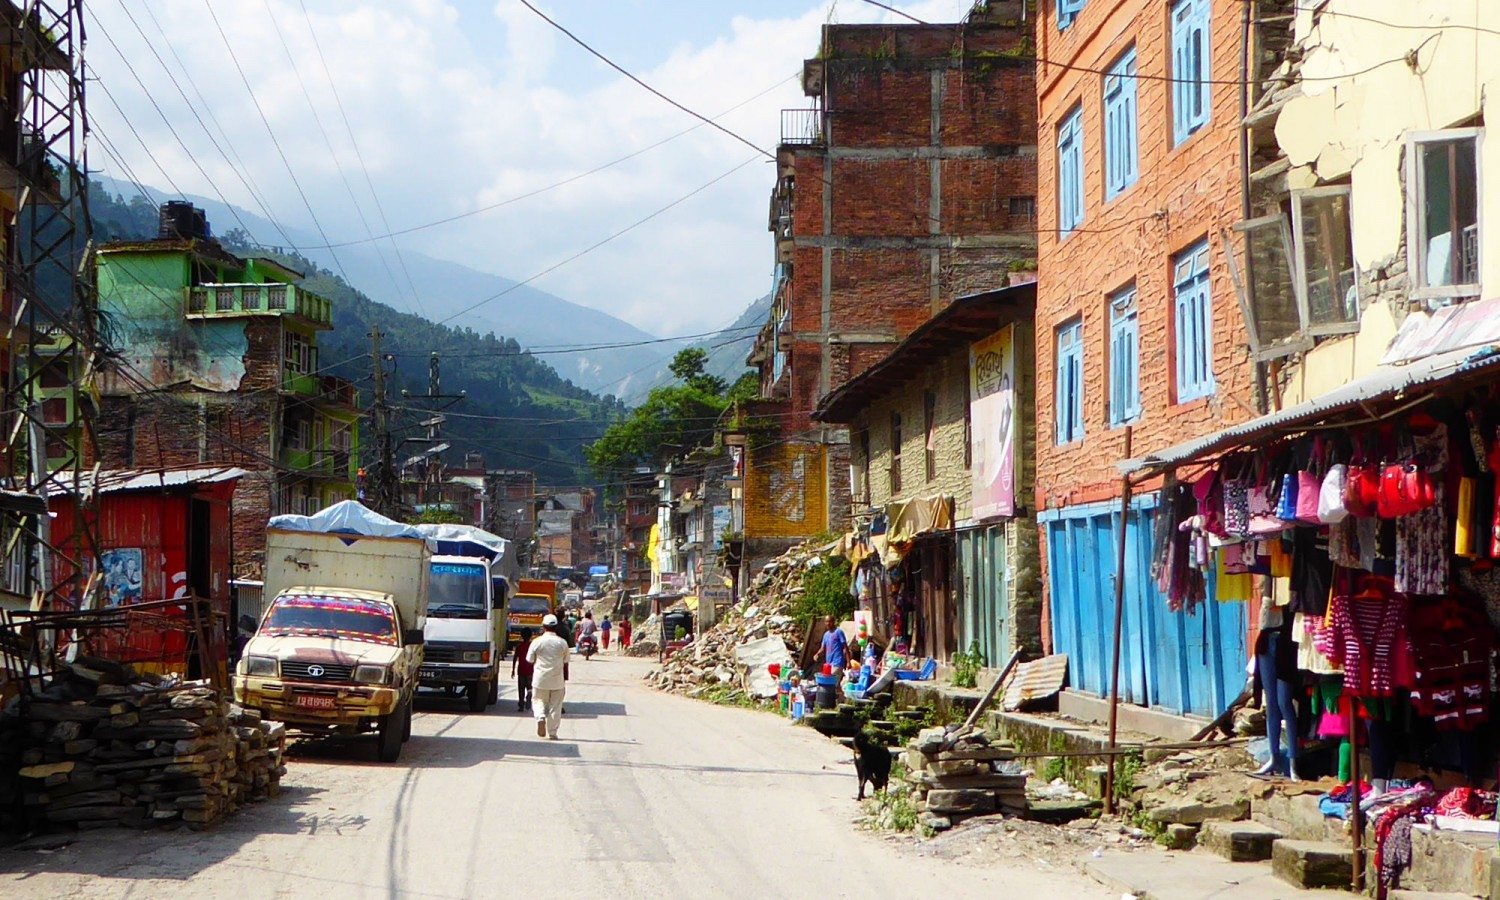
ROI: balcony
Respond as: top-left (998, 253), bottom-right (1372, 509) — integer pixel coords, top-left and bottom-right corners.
top-left (186, 283), bottom-right (332, 329)
top-left (283, 372), bottom-right (359, 409)
top-left (282, 447), bottom-right (356, 481)
top-left (780, 108), bottom-right (824, 147)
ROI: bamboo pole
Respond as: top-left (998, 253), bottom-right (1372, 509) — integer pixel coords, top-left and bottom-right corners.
top-left (1104, 426), bottom-right (1134, 815)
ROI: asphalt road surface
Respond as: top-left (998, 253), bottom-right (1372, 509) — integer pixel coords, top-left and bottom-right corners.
top-left (0, 654), bottom-right (1108, 899)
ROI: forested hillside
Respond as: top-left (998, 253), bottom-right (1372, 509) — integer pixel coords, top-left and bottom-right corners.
top-left (89, 186), bottom-right (623, 484)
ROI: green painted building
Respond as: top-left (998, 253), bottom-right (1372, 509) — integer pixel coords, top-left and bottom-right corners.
top-left (95, 205), bottom-right (360, 575)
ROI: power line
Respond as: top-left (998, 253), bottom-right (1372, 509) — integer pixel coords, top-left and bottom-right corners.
top-left (283, 73), bottom-right (797, 251)
top-left (293, 0), bottom-right (430, 317)
top-left (433, 155), bottom-right (760, 328)
top-left (515, 0), bottom-right (774, 161)
top-left (852, 0), bottom-right (927, 25)
top-left (200, 0), bottom-right (356, 289)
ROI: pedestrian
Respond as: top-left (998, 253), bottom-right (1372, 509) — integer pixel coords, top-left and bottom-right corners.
top-left (814, 615), bottom-right (849, 681)
top-left (510, 627), bottom-right (535, 712)
top-left (600, 615), bottom-right (612, 651)
top-left (526, 614), bottom-right (570, 740)
top-left (619, 617), bottom-right (632, 651)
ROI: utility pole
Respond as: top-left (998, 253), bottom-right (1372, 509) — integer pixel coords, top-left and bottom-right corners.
top-left (425, 353), bottom-right (442, 496)
top-left (367, 328), bottom-right (399, 517)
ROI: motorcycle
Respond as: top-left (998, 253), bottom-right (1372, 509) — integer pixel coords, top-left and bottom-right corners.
top-left (577, 634), bottom-right (598, 660)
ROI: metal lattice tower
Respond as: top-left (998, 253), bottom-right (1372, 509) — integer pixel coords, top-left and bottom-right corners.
top-left (2, 0), bottom-right (99, 609)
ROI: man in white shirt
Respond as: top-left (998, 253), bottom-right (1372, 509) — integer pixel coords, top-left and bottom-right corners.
top-left (526, 614), bottom-right (570, 739)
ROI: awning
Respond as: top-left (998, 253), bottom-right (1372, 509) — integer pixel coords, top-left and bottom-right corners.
top-left (885, 496), bottom-right (954, 546)
top-left (1120, 344), bottom-right (1500, 476)
top-left (47, 466), bottom-right (247, 497)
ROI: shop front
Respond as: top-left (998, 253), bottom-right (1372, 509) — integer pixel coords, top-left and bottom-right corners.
top-left (1122, 344), bottom-right (1500, 890)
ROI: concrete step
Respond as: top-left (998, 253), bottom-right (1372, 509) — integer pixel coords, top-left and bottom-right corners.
top-left (1389, 891), bottom-right (1484, 900)
top-left (1403, 826), bottom-right (1496, 898)
top-left (1270, 839), bottom-right (1355, 891)
top-left (1200, 819), bottom-right (1283, 862)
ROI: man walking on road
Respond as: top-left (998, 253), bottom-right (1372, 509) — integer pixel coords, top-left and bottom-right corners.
top-left (527, 614), bottom-right (570, 739)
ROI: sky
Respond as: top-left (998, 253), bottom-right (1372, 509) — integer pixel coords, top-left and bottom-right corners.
top-left (87, 0), bottom-right (979, 338)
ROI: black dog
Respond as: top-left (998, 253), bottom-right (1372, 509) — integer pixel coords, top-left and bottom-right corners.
top-left (852, 727), bottom-right (892, 800)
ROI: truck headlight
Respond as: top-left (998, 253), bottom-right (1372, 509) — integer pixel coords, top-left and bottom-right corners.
top-left (353, 664), bottom-right (390, 685)
top-left (244, 655), bottom-right (278, 677)
top-left (462, 650), bottom-right (488, 663)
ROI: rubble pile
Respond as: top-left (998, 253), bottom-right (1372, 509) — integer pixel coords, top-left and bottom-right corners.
top-left (624, 614), bottom-right (661, 658)
top-left (643, 544), bottom-right (824, 696)
top-left (643, 600), bottom-right (802, 697)
top-left (902, 725), bottom-right (1025, 832)
top-left (0, 657), bottom-right (287, 833)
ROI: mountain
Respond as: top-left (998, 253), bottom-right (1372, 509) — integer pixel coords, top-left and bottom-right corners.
top-left (88, 184), bottom-right (624, 485)
top-left (93, 177), bottom-right (673, 401)
top-left (700, 292), bottom-right (771, 383)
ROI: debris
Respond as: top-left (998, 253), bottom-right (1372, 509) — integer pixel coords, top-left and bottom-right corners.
top-left (899, 724), bottom-right (1025, 827)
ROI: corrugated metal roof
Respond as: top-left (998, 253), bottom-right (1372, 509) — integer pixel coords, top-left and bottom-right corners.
top-left (49, 466), bottom-right (247, 496)
top-left (1120, 344), bottom-right (1500, 475)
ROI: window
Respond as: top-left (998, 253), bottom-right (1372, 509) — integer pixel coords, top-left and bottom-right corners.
top-left (1058, 0), bottom-right (1085, 30)
top-left (1407, 128), bottom-right (1483, 301)
top-left (283, 331), bottom-right (314, 375)
top-left (962, 366), bottom-right (973, 470)
top-left (923, 390), bottom-right (937, 482)
top-left (1009, 196), bottom-right (1037, 221)
top-left (857, 428), bottom-right (871, 503)
top-left (1171, 0), bottom-right (1210, 145)
top-left (1055, 320), bottom-right (1084, 444)
top-left (1173, 241), bottom-right (1215, 402)
top-left (1108, 287), bottom-right (1141, 426)
top-left (889, 411), bottom-right (903, 494)
top-left (1103, 48), bottom-right (1139, 199)
top-left (1057, 105), bottom-right (1084, 237)
top-left (1226, 186), bottom-right (1361, 359)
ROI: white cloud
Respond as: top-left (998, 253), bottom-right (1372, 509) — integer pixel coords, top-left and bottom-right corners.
top-left (88, 0), bottom-right (977, 336)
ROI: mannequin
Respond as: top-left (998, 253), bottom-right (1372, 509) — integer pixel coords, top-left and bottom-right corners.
top-left (1254, 598), bottom-right (1300, 780)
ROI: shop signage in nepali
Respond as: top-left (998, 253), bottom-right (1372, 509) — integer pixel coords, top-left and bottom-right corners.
top-left (970, 325), bottom-right (1017, 519)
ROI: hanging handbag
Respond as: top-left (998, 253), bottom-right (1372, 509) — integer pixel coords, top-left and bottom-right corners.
top-left (1276, 472), bottom-right (1300, 521)
top-left (1319, 463), bottom-right (1349, 524)
top-left (1296, 440), bottom-right (1324, 524)
top-left (1222, 457), bottom-right (1252, 538)
top-left (1344, 436), bottom-right (1380, 518)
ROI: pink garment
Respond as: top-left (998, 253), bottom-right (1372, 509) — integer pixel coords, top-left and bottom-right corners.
top-left (1316, 585), bottom-right (1412, 698)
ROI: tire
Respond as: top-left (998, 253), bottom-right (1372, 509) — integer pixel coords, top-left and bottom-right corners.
top-left (377, 701), bottom-right (406, 762)
top-left (467, 681), bottom-right (487, 712)
top-left (402, 699), bottom-right (413, 741)
top-left (486, 676), bottom-right (499, 706)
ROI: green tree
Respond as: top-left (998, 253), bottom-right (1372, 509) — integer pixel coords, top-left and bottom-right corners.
top-left (586, 349), bottom-right (731, 478)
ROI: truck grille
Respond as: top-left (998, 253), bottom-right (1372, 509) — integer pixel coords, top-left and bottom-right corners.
top-left (423, 642), bottom-right (487, 663)
top-left (282, 661), bottom-right (355, 681)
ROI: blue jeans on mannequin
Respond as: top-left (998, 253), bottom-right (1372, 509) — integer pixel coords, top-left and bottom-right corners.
top-left (1256, 632), bottom-right (1298, 777)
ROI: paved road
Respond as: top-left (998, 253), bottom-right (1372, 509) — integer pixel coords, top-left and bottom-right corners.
top-left (1, 654), bottom-right (1108, 899)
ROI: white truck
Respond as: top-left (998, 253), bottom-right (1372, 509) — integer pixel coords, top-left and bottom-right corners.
top-left (235, 502), bottom-right (431, 763)
top-left (413, 524), bottom-right (514, 711)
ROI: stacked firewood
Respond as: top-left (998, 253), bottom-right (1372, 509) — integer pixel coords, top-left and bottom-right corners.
top-left (0, 657), bottom-right (287, 833)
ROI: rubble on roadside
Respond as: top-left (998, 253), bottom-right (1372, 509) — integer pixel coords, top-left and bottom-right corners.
top-left (625, 614), bottom-right (661, 658)
top-left (902, 725), bottom-right (1025, 832)
top-left (643, 543), bottom-right (823, 698)
top-left (0, 656), bottom-right (287, 834)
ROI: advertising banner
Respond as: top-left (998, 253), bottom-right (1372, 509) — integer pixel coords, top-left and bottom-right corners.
top-left (970, 325), bottom-right (1016, 520)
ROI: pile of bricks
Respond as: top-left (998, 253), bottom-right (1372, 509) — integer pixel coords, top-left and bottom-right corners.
top-left (902, 724), bottom-right (1025, 831)
top-left (0, 657), bottom-right (287, 833)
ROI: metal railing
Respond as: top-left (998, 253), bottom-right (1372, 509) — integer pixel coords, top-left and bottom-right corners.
top-left (186, 283), bottom-right (332, 326)
top-left (780, 107), bottom-right (824, 146)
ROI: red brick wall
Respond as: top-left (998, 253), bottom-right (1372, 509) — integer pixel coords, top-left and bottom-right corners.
top-left (1033, 0), bottom-right (1254, 511)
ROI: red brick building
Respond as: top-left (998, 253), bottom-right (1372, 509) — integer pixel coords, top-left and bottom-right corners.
top-left (1033, 0), bottom-right (1255, 719)
top-left (743, 3), bottom-right (1037, 578)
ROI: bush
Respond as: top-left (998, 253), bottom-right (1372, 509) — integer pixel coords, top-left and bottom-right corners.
top-left (791, 556), bottom-right (854, 625)
top-left (950, 641), bottom-right (984, 689)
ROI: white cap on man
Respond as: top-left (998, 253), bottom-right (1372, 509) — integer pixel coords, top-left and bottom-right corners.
top-left (543, 614), bottom-right (558, 626)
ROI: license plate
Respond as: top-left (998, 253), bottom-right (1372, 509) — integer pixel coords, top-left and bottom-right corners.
top-left (420, 668), bottom-right (440, 680)
top-left (294, 694), bottom-right (336, 710)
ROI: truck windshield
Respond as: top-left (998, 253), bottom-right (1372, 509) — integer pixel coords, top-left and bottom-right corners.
top-left (263, 595), bottom-right (397, 645)
top-left (429, 562), bottom-right (489, 618)
top-left (509, 596), bottom-right (551, 616)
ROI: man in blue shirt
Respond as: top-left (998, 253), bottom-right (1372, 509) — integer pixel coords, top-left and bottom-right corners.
top-left (815, 614), bottom-right (849, 679)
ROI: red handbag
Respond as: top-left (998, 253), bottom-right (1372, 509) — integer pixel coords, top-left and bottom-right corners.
top-left (1345, 463), bottom-right (1379, 517)
top-left (1378, 463), bottom-right (1436, 517)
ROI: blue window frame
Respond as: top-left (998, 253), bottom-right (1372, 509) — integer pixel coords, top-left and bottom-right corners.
top-left (1103, 48), bottom-right (1139, 199)
top-left (1173, 241), bottom-right (1215, 402)
top-left (1171, 0), bottom-right (1211, 145)
top-left (1056, 319), bottom-right (1084, 444)
top-left (1058, 0), bottom-right (1086, 31)
top-left (1056, 105), bottom-right (1084, 237)
top-left (1108, 287), bottom-right (1140, 426)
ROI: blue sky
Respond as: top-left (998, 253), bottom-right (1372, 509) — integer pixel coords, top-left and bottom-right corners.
top-left (89, 0), bottom-right (977, 336)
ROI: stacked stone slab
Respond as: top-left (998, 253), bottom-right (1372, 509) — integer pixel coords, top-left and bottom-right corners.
top-left (0, 657), bottom-right (287, 834)
top-left (902, 725), bottom-right (1024, 831)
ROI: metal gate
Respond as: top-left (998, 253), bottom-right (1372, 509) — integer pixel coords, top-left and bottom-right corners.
top-left (957, 524), bottom-right (1008, 668)
top-left (1041, 496), bottom-right (1246, 718)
